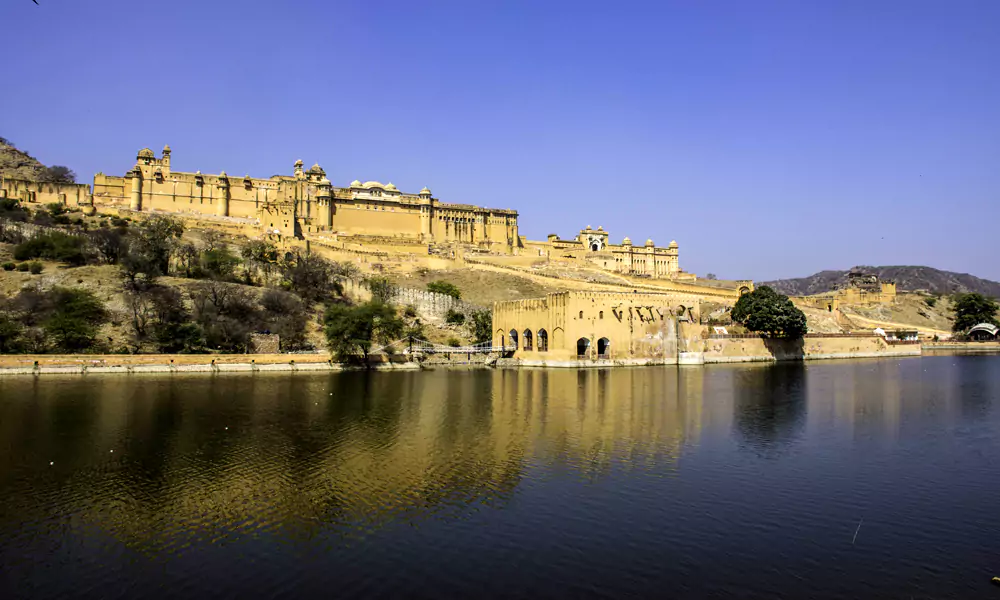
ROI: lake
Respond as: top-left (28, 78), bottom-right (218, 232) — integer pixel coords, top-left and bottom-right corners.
top-left (1, 356), bottom-right (998, 599)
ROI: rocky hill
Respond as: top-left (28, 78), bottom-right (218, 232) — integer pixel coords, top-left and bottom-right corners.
top-left (763, 266), bottom-right (1000, 298)
top-left (0, 136), bottom-right (46, 181)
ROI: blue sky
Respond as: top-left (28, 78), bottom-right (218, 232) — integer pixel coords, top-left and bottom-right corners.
top-left (2, 0), bottom-right (998, 281)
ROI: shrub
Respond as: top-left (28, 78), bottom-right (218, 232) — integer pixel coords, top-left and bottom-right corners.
top-left (924, 297), bottom-right (937, 308)
top-left (28, 261), bottom-right (43, 275)
top-left (427, 280), bottom-right (461, 299)
top-left (403, 304), bottom-right (417, 318)
top-left (16, 263), bottom-right (29, 272)
top-left (1, 262), bottom-right (14, 271)
top-left (445, 308), bottom-right (466, 325)
top-left (447, 337), bottom-right (462, 347)
top-left (13, 232), bottom-right (88, 265)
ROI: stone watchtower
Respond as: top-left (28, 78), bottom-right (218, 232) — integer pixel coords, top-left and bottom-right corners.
top-left (418, 186), bottom-right (433, 240)
top-left (305, 163), bottom-right (332, 228)
top-left (216, 171), bottom-right (230, 217)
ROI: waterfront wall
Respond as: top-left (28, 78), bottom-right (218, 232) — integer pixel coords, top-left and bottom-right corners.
top-left (700, 336), bottom-right (920, 363)
top-left (0, 353), bottom-right (418, 376)
top-left (923, 341), bottom-right (1000, 353)
top-left (498, 335), bottom-right (921, 367)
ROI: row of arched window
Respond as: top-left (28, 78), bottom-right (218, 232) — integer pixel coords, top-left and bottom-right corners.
top-left (506, 328), bottom-right (549, 352)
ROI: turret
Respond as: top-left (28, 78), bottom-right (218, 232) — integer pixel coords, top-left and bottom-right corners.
top-left (317, 176), bottom-right (333, 228)
top-left (129, 167), bottom-right (142, 211)
top-left (216, 172), bottom-right (230, 217)
top-left (294, 159), bottom-right (304, 180)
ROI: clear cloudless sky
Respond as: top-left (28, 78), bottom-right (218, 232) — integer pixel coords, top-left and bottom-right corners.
top-left (2, 0), bottom-right (998, 281)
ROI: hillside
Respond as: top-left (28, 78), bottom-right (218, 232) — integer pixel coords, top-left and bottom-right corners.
top-left (763, 266), bottom-right (1000, 298)
top-left (0, 136), bottom-right (46, 181)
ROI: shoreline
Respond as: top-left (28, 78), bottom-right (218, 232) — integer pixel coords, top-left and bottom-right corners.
top-left (1, 343), bottom-right (995, 376)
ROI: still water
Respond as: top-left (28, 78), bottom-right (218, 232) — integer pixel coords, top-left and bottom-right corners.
top-left (1, 356), bottom-right (999, 599)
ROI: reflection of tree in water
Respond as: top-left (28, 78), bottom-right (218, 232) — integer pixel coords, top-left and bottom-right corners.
top-left (733, 363), bottom-right (808, 458)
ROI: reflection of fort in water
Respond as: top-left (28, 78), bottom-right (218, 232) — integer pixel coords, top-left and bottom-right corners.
top-left (0, 370), bottom-right (710, 547)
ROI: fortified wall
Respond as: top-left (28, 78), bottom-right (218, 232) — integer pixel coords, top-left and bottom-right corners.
top-left (0, 177), bottom-right (94, 213)
top-left (90, 146), bottom-right (520, 253)
top-left (522, 225), bottom-right (700, 282)
top-left (793, 270), bottom-right (897, 311)
top-left (341, 278), bottom-right (480, 320)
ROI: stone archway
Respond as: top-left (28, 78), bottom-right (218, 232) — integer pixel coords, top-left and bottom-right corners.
top-left (509, 329), bottom-right (519, 350)
top-left (537, 329), bottom-right (548, 352)
top-left (597, 337), bottom-right (610, 358)
top-left (576, 337), bottom-right (590, 358)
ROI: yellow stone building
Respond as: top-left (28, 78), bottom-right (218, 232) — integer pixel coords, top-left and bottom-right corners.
top-left (493, 284), bottom-right (748, 364)
top-left (523, 225), bottom-right (695, 281)
top-left (0, 177), bottom-right (94, 213)
top-left (91, 145), bottom-right (520, 250)
top-left (792, 270), bottom-right (897, 312)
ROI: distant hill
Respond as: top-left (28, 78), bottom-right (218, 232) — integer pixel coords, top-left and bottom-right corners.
top-left (0, 136), bottom-right (46, 181)
top-left (762, 266), bottom-right (1000, 299)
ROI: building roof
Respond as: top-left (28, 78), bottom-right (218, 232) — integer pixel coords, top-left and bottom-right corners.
top-left (968, 323), bottom-right (999, 336)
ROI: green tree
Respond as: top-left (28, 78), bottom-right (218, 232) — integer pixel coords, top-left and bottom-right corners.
top-left (41, 287), bottom-right (108, 352)
top-left (121, 216), bottom-right (184, 283)
top-left (281, 253), bottom-right (342, 303)
top-left (241, 240), bottom-right (279, 284)
top-left (468, 309), bottom-right (492, 344)
top-left (260, 289), bottom-right (310, 351)
top-left (426, 280), bottom-right (461, 299)
top-left (445, 308), bottom-right (465, 325)
top-left (730, 285), bottom-right (808, 338)
top-left (0, 308), bottom-right (24, 353)
top-left (951, 293), bottom-right (999, 333)
top-left (367, 276), bottom-right (398, 304)
top-left (323, 301), bottom-right (404, 362)
top-left (201, 246), bottom-right (240, 280)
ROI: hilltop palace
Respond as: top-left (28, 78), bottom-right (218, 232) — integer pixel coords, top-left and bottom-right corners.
top-left (2, 144), bottom-right (702, 282)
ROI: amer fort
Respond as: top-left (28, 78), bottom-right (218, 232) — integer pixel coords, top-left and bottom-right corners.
top-left (0, 144), bottom-right (919, 367)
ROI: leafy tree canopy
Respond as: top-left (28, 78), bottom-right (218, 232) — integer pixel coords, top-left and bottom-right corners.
top-left (323, 301), bottom-right (404, 362)
top-left (951, 292), bottom-right (999, 333)
top-left (39, 166), bottom-right (76, 184)
top-left (730, 286), bottom-right (808, 339)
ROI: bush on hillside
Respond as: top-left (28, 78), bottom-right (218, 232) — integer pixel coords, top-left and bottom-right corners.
top-left (13, 232), bottom-right (89, 265)
top-left (2, 262), bottom-right (15, 271)
top-left (426, 280), bottom-right (461, 299)
top-left (445, 308), bottom-right (465, 325)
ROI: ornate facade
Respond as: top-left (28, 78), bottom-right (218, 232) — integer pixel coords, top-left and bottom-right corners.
top-left (527, 225), bottom-right (693, 280)
top-left (91, 146), bottom-right (519, 250)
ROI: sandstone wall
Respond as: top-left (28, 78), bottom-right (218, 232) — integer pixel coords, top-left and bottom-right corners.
top-left (700, 335), bottom-right (920, 363)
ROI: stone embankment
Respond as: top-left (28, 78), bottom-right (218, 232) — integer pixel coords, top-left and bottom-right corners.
top-left (0, 353), bottom-right (418, 376)
top-left (922, 341), bottom-right (1000, 353)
